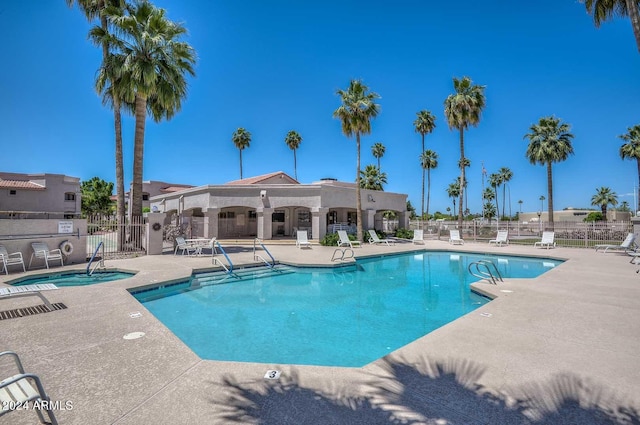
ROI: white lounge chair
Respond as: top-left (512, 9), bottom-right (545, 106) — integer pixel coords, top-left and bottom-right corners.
top-left (0, 351), bottom-right (58, 424)
top-left (0, 245), bottom-right (25, 274)
top-left (174, 237), bottom-right (198, 256)
top-left (449, 230), bottom-right (464, 245)
top-left (337, 230), bottom-right (361, 248)
top-left (489, 230), bottom-right (509, 247)
top-left (296, 231), bottom-right (312, 249)
top-left (28, 243), bottom-right (64, 270)
top-left (594, 233), bottom-right (636, 254)
top-left (534, 231), bottom-right (556, 249)
top-left (368, 229), bottom-right (393, 246)
top-left (412, 229), bottom-right (425, 245)
top-left (0, 284), bottom-right (58, 310)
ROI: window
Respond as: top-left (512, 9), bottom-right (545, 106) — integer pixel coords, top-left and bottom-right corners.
top-left (272, 211), bottom-right (285, 223)
top-left (297, 210), bottom-right (310, 224)
top-left (9, 190), bottom-right (16, 196)
top-left (248, 210), bottom-right (257, 219)
top-left (219, 211), bottom-right (235, 219)
top-left (142, 193), bottom-right (150, 201)
top-left (65, 192), bottom-right (75, 201)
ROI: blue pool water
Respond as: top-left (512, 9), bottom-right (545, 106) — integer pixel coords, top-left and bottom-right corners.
top-left (16, 271), bottom-right (135, 287)
top-left (133, 252), bottom-right (561, 367)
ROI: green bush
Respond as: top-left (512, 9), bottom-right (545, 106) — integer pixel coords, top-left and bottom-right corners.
top-left (394, 228), bottom-right (413, 239)
top-left (583, 211), bottom-right (604, 222)
top-left (320, 233), bottom-right (340, 246)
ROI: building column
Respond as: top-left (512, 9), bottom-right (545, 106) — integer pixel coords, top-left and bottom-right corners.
top-left (146, 212), bottom-right (166, 255)
top-left (258, 208), bottom-right (273, 240)
top-left (203, 208), bottom-right (219, 239)
top-left (311, 207), bottom-right (328, 240)
top-left (398, 210), bottom-right (409, 230)
top-left (365, 209), bottom-right (377, 231)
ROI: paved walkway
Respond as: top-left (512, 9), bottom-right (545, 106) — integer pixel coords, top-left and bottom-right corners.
top-left (1, 240), bottom-right (639, 424)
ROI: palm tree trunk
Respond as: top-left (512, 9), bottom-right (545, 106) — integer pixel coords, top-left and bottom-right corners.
top-left (636, 158), bottom-right (640, 212)
top-left (426, 168), bottom-right (431, 219)
top-left (355, 132), bottom-right (363, 242)
top-left (625, 0), bottom-right (640, 53)
top-left (293, 149), bottom-right (297, 181)
top-left (114, 100), bottom-right (125, 218)
top-left (239, 149), bottom-right (243, 179)
top-left (421, 134), bottom-right (425, 219)
top-left (546, 161), bottom-right (554, 228)
top-left (502, 184), bottom-right (506, 218)
top-left (131, 93), bottom-right (147, 218)
top-left (458, 128), bottom-right (465, 228)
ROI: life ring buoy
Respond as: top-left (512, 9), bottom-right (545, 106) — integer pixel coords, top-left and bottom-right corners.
top-left (60, 240), bottom-right (74, 256)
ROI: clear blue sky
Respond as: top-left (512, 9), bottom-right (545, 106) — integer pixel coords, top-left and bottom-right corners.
top-left (1, 1), bottom-right (639, 216)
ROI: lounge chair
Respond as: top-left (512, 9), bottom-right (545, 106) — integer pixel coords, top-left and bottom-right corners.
top-left (0, 246), bottom-right (25, 274)
top-left (534, 231), bottom-right (556, 249)
top-left (412, 229), bottom-right (425, 245)
top-left (174, 237), bottom-right (198, 256)
top-left (296, 231), bottom-right (312, 249)
top-left (449, 230), bottom-right (464, 245)
top-left (337, 230), bottom-right (361, 248)
top-left (28, 243), bottom-right (63, 270)
top-left (489, 230), bottom-right (509, 247)
top-left (594, 233), bottom-right (636, 254)
top-left (0, 284), bottom-right (58, 310)
top-left (0, 351), bottom-right (58, 424)
top-left (368, 229), bottom-right (393, 246)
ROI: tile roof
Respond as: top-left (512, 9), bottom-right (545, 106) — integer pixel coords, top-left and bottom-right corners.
top-left (0, 180), bottom-right (45, 190)
top-left (225, 171), bottom-right (298, 185)
top-left (160, 185), bottom-right (195, 193)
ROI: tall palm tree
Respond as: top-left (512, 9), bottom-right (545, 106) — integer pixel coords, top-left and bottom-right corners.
top-left (619, 124), bottom-right (640, 212)
top-left (420, 150), bottom-right (438, 220)
top-left (483, 187), bottom-right (496, 219)
top-left (581, 0), bottom-right (640, 53)
top-left (359, 164), bottom-right (388, 191)
top-left (539, 195), bottom-right (546, 213)
top-left (591, 187), bottom-right (618, 220)
top-left (103, 1), bottom-right (196, 217)
top-left (284, 130), bottom-right (302, 181)
top-left (498, 167), bottom-right (513, 219)
top-left (446, 181), bottom-right (460, 217)
top-left (333, 79), bottom-right (381, 243)
top-left (68, 0), bottom-right (126, 218)
top-left (524, 116), bottom-right (575, 227)
top-left (414, 110), bottom-right (437, 219)
top-left (444, 77), bottom-right (486, 227)
top-left (458, 157), bottom-right (471, 214)
top-left (232, 128), bottom-right (252, 179)
top-left (371, 142), bottom-right (386, 170)
top-left (489, 172), bottom-right (502, 220)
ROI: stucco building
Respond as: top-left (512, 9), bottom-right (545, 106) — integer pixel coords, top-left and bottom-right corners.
top-left (150, 171), bottom-right (409, 240)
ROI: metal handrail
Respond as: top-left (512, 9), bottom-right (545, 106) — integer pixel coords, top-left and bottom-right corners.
top-left (253, 238), bottom-right (275, 268)
top-left (214, 240), bottom-right (233, 273)
top-left (86, 241), bottom-right (104, 276)
top-left (331, 248), bottom-right (355, 261)
top-left (468, 260), bottom-right (503, 285)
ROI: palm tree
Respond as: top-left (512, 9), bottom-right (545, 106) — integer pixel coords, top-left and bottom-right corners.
top-left (458, 157), bottom-right (471, 213)
top-left (581, 0), bottom-right (640, 53)
top-left (539, 195), bottom-right (546, 212)
top-left (371, 142), bottom-right (386, 170)
top-left (518, 199), bottom-right (523, 213)
top-left (420, 150), bottom-right (438, 220)
top-left (444, 76), bottom-right (486, 227)
top-left (619, 124), bottom-right (640, 212)
top-left (232, 128), bottom-right (252, 179)
top-left (359, 164), bottom-right (388, 191)
top-left (284, 130), bottom-right (302, 181)
top-left (524, 116), bottom-right (575, 227)
top-left (483, 202), bottom-right (497, 220)
top-left (68, 0), bottom-right (126, 218)
top-left (104, 1), bottom-right (196, 217)
top-left (498, 167), bottom-right (513, 219)
top-left (489, 172), bottom-right (502, 220)
top-left (446, 181), bottom-right (461, 217)
top-left (591, 187), bottom-right (618, 220)
top-left (483, 187), bottom-right (496, 209)
top-left (414, 110), bottom-right (437, 219)
top-left (334, 79), bottom-right (381, 243)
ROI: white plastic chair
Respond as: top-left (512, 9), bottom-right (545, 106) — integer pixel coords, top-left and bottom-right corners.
top-left (174, 237), bottom-right (198, 256)
top-left (412, 229), bottom-right (425, 245)
top-left (296, 231), bottom-right (312, 249)
top-left (534, 231), bottom-right (556, 249)
top-left (28, 243), bottom-right (64, 270)
top-left (0, 245), bottom-right (25, 274)
top-left (368, 229), bottom-right (393, 246)
top-left (337, 230), bottom-right (361, 248)
top-left (449, 230), bottom-right (465, 245)
top-left (489, 230), bottom-right (509, 246)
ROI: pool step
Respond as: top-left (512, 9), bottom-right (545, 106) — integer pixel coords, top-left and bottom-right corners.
top-left (192, 266), bottom-right (295, 286)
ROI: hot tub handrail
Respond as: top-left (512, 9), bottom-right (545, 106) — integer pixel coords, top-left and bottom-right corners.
top-left (87, 242), bottom-right (104, 276)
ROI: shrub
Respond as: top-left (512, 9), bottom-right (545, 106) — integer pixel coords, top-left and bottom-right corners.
top-left (320, 233), bottom-right (340, 246)
top-left (394, 228), bottom-right (413, 239)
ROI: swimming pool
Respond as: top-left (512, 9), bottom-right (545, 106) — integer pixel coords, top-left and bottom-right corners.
top-left (133, 252), bottom-right (562, 367)
top-left (15, 271), bottom-right (135, 287)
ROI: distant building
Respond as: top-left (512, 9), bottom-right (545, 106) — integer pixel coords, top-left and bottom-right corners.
top-left (150, 171), bottom-right (409, 240)
top-left (113, 180), bottom-right (196, 216)
top-left (0, 172), bottom-right (81, 219)
top-left (520, 208), bottom-right (632, 222)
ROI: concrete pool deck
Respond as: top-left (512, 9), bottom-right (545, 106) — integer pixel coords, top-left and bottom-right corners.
top-left (1, 240), bottom-right (639, 424)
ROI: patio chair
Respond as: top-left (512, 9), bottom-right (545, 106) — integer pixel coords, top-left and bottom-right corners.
top-left (412, 229), bottom-right (425, 245)
top-left (0, 284), bottom-right (58, 311)
top-left (488, 230), bottom-right (509, 247)
top-left (0, 351), bottom-right (58, 424)
top-left (594, 232), bottom-right (636, 254)
top-left (337, 230), bottom-right (361, 248)
top-left (534, 231), bottom-right (556, 249)
top-left (449, 230), bottom-right (465, 245)
top-left (174, 237), bottom-right (198, 256)
top-left (0, 245), bottom-right (26, 275)
top-left (28, 243), bottom-right (64, 270)
top-left (296, 231), bottom-right (312, 249)
top-left (368, 229), bottom-right (393, 246)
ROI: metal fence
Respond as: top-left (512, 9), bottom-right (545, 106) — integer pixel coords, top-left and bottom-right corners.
top-left (86, 215), bottom-right (147, 258)
top-left (408, 220), bottom-right (633, 248)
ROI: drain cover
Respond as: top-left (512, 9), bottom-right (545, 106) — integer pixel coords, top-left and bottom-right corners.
top-left (123, 332), bottom-right (145, 340)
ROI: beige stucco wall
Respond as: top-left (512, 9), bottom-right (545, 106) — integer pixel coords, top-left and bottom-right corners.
top-left (0, 173), bottom-right (81, 218)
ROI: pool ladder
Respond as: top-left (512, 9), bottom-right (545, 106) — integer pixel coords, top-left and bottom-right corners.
top-left (331, 248), bottom-right (354, 262)
top-left (86, 241), bottom-right (105, 276)
top-left (253, 238), bottom-right (276, 268)
top-left (213, 240), bottom-right (233, 273)
top-left (468, 260), bottom-right (503, 285)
